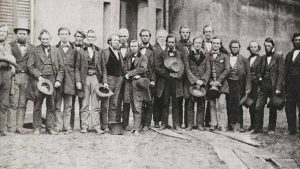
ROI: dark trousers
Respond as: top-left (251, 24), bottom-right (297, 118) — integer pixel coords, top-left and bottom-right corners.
top-left (142, 101), bottom-right (152, 127)
top-left (116, 81), bottom-right (125, 122)
top-left (122, 103), bottom-right (130, 127)
top-left (204, 102), bottom-right (211, 126)
top-left (186, 96), bottom-right (205, 127)
top-left (153, 96), bottom-right (162, 123)
top-left (255, 82), bottom-right (277, 131)
top-left (161, 79), bottom-right (180, 127)
top-left (285, 76), bottom-right (300, 133)
top-left (226, 79), bottom-right (243, 127)
top-left (178, 97), bottom-right (188, 127)
top-left (71, 95), bottom-right (83, 129)
top-left (0, 70), bottom-right (12, 132)
top-left (248, 80), bottom-right (259, 129)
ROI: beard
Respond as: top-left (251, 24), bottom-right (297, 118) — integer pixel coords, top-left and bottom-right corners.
top-left (17, 38), bottom-right (27, 44)
top-left (294, 44), bottom-right (300, 50)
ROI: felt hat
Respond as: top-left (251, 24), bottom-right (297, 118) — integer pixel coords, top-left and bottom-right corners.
top-left (206, 86), bottom-right (221, 100)
top-left (37, 79), bottom-right (54, 95)
top-left (95, 83), bottom-right (114, 98)
top-left (239, 94), bottom-right (254, 108)
top-left (189, 84), bottom-right (206, 97)
top-left (132, 78), bottom-right (150, 90)
top-left (267, 95), bottom-right (285, 110)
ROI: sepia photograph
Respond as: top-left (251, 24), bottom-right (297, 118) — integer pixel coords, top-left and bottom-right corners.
top-left (0, 0), bottom-right (299, 168)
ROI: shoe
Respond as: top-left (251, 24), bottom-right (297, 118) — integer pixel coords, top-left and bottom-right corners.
top-left (268, 130), bottom-right (275, 135)
top-left (47, 130), bottom-right (58, 135)
top-left (16, 128), bottom-right (26, 135)
top-left (250, 129), bottom-right (261, 134)
top-left (80, 128), bottom-right (88, 133)
top-left (33, 129), bottom-right (40, 135)
top-left (0, 131), bottom-right (14, 136)
top-left (134, 130), bottom-right (140, 136)
top-left (143, 126), bottom-right (149, 131)
top-left (239, 127), bottom-right (245, 132)
top-left (104, 128), bottom-right (110, 133)
top-left (197, 126), bottom-right (204, 131)
top-left (220, 126), bottom-right (227, 132)
top-left (154, 122), bottom-right (160, 128)
top-left (209, 126), bottom-right (216, 131)
top-left (247, 126), bottom-right (254, 131)
top-left (95, 128), bottom-right (105, 134)
top-left (159, 125), bottom-right (167, 130)
top-left (64, 130), bottom-right (72, 134)
top-left (174, 125), bottom-right (183, 131)
top-left (124, 126), bottom-right (131, 131)
top-left (185, 126), bottom-right (193, 131)
top-left (234, 123), bottom-right (241, 132)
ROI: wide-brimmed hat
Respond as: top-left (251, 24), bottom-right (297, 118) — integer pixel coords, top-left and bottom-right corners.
top-left (0, 51), bottom-right (18, 67)
top-left (13, 18), bottom-right (30, 34)
top-left (239, 94), bottom-right (254, 108)
top-left (189, 84), bottom-right (206, 97)
top-left (164, 57), bottom-right (184, 73)
top-left (267, 95), bottom-right (285, 110)
top-left (37, 79), bottom-right (54, 95)
top-left (206, 86), bottom-right (221, 100)
top-left (109, 122), bottom-right (123, 135)
top-left (95, 83), bottom-right (114, 98)
top-left (132, 78), bottom-right (150, 90)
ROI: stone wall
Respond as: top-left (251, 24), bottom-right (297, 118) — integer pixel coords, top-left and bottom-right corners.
top-left (169, 0), bottom-right (300, 56)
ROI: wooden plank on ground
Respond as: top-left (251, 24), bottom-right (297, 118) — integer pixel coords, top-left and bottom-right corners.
top-left (150, 128), bottom-right (191, 140)
top-left (269, 158), bottom-right (299, 169)
top-left (213, 146), bottom-right (248, 169)
top-left (212, 131), bottom-right (261, 147)
top-left (232, 149), bottom-right (274, 169)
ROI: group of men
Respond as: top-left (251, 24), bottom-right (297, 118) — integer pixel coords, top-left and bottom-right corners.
top-left (0, 21), bottom-right (299, 136)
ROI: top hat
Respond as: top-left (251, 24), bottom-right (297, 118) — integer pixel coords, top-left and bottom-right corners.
top-left (239, 94), bottom-right (254, 108)
top-left (189, 84), bottom-right (206, 97)
top-left (95, 83), bottom-right (114, 98)
top-left (206, 86), bottom-right (221, 100)
top-left (132, 77), bottom-right (150, 90)
top-left (13, 18), bottom-right (30, 34)
top-left (37, 79), bottom-right (54, 95)
top-left (267, 95), bottom-right (285, 110)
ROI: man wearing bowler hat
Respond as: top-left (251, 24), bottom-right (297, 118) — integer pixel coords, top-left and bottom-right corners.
top-left (184, 36), bottom-right (210, 131)
top-left (285, 33), bottom-right (300, 135)
top-left (7, 19), bottom-right (34, 134)
top-left (0, 24), bottom-right (17, 136)
top-left (226, 40), bottom-right (251, 132)
top-left (155, 34), bottom-right (186, 131)
top-left (253, 38), bottom-right (285, 134)
top-left (124, 40), bottom-right (150, 135)
top-left (207, 36), bottom-right (230, 131)
top-left (27, 29), bottom-right (64, 135)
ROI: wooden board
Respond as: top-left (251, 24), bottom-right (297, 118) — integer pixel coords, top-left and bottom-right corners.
top-left (213, 146), bottom-right (248, 169)
top-left (150, 128), bottom-right (191, 140)
top-left (233, 149), bottom-right (274, 169)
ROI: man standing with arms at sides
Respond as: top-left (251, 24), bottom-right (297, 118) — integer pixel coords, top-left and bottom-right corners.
top-left (0, 24), bottom-right (16, 136)
top-left (139, 29), bottom-right (155, 131)
top-left (285, 33), bottom-right (300, 136)
top-left (176, 25), bottom-right (192, 129)
top-left (247, 41), bottom-right (263, 132)
top-left (152, 29), bottom-right (168, 128)
top-left (117, 28), bottom-right (131, 130)
top-left (184, 36), bottom-right (210, 131)
top-left (207, 37), bottom-right (230, 131)
top-left (253, 38), bottom-right (285, 135)
top-left (226, 40), bottom-right (251, 132)
top-left (27, 29), bottom-right (64, 135)
top-left (101, 34), bottom-right (124, 126)
top-left (76, 29), bottom-right (108, 134)
top-left (8, 20), bottom-right (34, 134)
top-left (71, 29), bottom-right (85, 130)
top-left (54, 27), bottom-right (78, 134)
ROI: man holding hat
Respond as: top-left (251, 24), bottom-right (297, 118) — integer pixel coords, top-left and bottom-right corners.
top-left (0, 24), bottom-right (17, 136)
top-left (184, 36), bottom-right (211, 131)
top-left (155, 34), bottom-right (186, 131)
top-left (123, 40), bottom-right (150, 135)
top-left (285, 33), bottom-right (300, 135)
top-left (7, 19), bottom-right (34, 134)
top-left (27, 29), bottom-right (64, 135)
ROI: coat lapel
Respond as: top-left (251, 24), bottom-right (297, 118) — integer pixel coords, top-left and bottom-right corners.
top-left (268, 55), bottom-right (276, 68)
top-left (11, 42), bottom-right (22, 60)
top-left (37, 45), bottom-right (47, 64)
top-left (292, 50), bottom-right (300, 63)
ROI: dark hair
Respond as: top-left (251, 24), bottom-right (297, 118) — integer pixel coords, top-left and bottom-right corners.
top-left (212, 36), bottom-right (221, 42)
top-left (129, 39), bottom-right (138, 45)
top-left (202, 25), bottom-right (214, 34)
top-left (166, 34), bottom-right (177, 43)
top-left (291, 33), bottom-right (300, 42)
top-left (229, 40), bottom-right (241, 48)
top-left (179, 25), bottom-right (191, 34)
top-left (58, 27), bottom-right (70, 35)
top-left (74, 29), bottom-right (86, 38)
top-left (192, 36), bottom-right (202, 43)
top-left (264, 37), bottom-right (275, 47)
top-left (38, 29), bottom-right (51, 40)
top-left (139, 29), bottom-right (151, 37)
top-left (107, 34), bottom-right (119, 44)
top-left (247, 41), bottom-right (261, 51)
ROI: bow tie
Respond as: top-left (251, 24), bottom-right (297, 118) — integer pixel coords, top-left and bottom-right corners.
top-left (120, 44), bottom-right (127, 48)
top-left (18, 43), bottom-right (26, 47)
top-left (250, 54), bottom-right (257, 58)
top-left (267, 55), bottom-right (272, 58)
top-left (87, 44), bottom-right (94, 47)
top-left (61, 44), bottom-right (70, 48)
top-left (195, 50), bottom-right (200, 54)
top-left (74, 44), bottom-right (82, 47)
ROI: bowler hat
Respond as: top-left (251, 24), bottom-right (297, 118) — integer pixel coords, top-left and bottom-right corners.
top-left (239, 94), bottom-right (254, 108)
top-left (189, 84), bottom-right (206, 97)
top-left (37, 79), bottom-right (54, 95)
top-left (109, 122), bottom-right (123, 135)
top-left (267, 95), bottom-right (285, 110)
top-left (133, 78), bottom-right (150, 90)
top-left (13, 18), bottom-right (30, 34)
top-left (95, 83), bottom-right (114, 98)
top-left (206, 86), bottom-right (221, 100)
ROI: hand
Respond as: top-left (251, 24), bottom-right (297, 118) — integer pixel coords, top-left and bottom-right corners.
top-left (10, 66), bottom-right (15, 75)
top-left (150, 81), bottom-right (155, 86)
top-left (196, 79), bottom-right (203, 86)
top-left (125, 74), bottom-right (129, 80)
top-left (54, 81), bottom-right (61, 88)
top-left (275, 90), bottom-right (281, 95)
top-left (76, 82), bottom-right (82, 90)
top-left (210, 81), bottom-right (220, 87)
top-left (170, 72), bottom-right (177, 78)
top-left (38, 76), bottom-right (45, 81)
top-left (103, 83), bottom-right (109, 89)
top-left (245, 90), bottom-right (251, 94)
top-left (133, 75), bottom-right (141, 79)
top-left (259, 77), bottom-right (262, 81)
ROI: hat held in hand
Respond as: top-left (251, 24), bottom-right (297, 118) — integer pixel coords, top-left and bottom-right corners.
top-left (37, 79), bottom-right (54, 95)
top-left (95, 83), bottom-right (114, 98)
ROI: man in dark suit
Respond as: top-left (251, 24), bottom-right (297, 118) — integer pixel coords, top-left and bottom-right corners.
top-left (184, 36), bottom-right (210, 131)
top-left (253, 38), bottom-right (285, 134)
top-left (123, 40), bottom-right (150, 135)
top-left (27, 29), bottom-right (64, 135)
top-left (152, 29), bottom-right (168, 128)
top-left (54, 27), bottom-right (79, 134)
top-left (285, 33), bottom-right (300, 135)
top-left (226, 40), bottom-right (251, 132)
top-left (247, 41), bottom-right (263, 132)
top-left (7, 21), bottom-right (34, 134)
top-left (155, 34), bottom-right (186, 131)
top-left (76, 30), bottom-right (108, 134)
